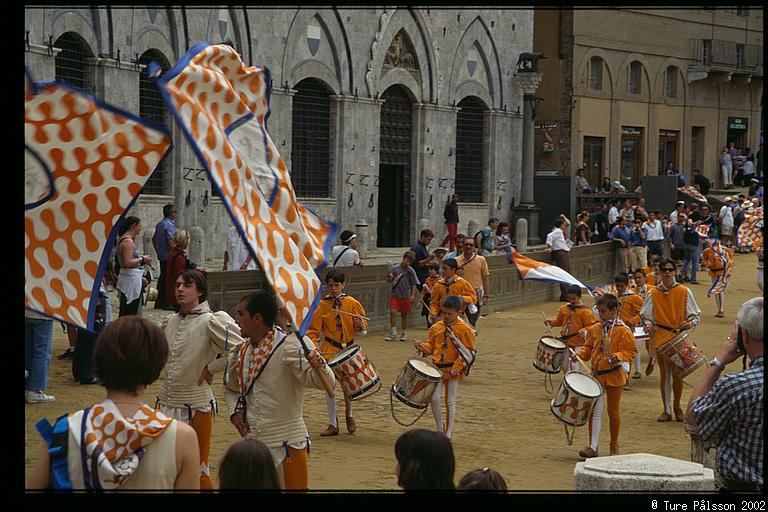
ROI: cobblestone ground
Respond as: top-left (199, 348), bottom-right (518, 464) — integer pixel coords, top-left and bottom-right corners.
top-left (25, 252), bottom-right (761, 490)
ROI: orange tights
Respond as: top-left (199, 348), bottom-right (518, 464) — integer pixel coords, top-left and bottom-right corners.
top-left (189, 410), bottom-right (214, 490)
top-left (659, 359), bottom-right (683, 414)
top-left (587, 386), bottom-right (623, 454)
top-left (280, 447), bottom-right (309, 491)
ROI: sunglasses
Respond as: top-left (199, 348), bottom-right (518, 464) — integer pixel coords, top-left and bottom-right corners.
top-left (464, 244), bottom-right (475, 247)
top-left (661, 268), bottom-right (676, 272)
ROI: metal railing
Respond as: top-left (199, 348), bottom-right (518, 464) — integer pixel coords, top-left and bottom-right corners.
top-left (691, 39), bottom-right (763, 72)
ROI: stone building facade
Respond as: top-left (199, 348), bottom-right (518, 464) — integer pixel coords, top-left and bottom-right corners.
top-left (533, 8), bottom-right (763, 191)
top-left (25, 7), bottom-right (534, 260)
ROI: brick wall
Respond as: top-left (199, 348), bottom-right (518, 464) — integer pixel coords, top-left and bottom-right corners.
top-left (206, 241), bottom-right (617, 333)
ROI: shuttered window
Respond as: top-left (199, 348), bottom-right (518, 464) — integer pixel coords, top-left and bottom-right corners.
top-left (455, 96), bottom-right (486, 203)
top-left (291, 78), bottom-right (332, 198)
top-left (139, 50), bottom-right (170, 195)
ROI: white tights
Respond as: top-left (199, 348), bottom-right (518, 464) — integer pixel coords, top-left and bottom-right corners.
top-left (634, 339), bottom-right (643, 374)
top-left (564, 350), bottom-right (581, 373)
top-left (431, 378), bottom-right (459, 438)
top-left (325, 394), bottom-right (352, 427)
top-left (589, 393), bottom-right (604, 451)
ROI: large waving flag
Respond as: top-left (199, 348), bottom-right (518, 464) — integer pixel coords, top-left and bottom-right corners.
top-left (25, 70), bottom-right (172, 330)
top-left (736, 206), bottom-right (763, 252)
top-left (154, 43), bottom-right (336, 335)
top-left (511, 252), bottom-right (594, 297)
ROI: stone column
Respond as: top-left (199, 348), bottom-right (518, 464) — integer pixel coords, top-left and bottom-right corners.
top-left (512, 71), bottom-right (544, 245)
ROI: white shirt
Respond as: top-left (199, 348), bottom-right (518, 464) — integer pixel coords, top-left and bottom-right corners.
top-left (669, 210), bottom-right (680, 224)
top-left (644, 219), bottom-right (664, 241)
top-left (226, 226), bottom-right (256, 270)
top-left (719, 205), bottom-right (734, 226)
top-left (330, 244), bottom-right (361, 267)
top-left (546, 227), bottom-right (570, 252)
top-left (742, 160), bottom-right (755, 176)
top-left (608, 207), bottom-right (619, 224)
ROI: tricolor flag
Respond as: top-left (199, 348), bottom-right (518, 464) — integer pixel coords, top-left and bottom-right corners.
top-left (25, 69), bottom-right (172, 330)
top-left (154, 43), bottom-right (336, 335)
top-left (510, 252), bottom-right (594, 297)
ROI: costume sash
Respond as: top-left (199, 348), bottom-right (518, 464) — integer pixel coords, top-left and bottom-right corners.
top-left (68, 399), bottom-right (173, 489)
top-left (236, 328), bottom-right (287, 397)
top-left (445, 323), bottom-right (476, 376)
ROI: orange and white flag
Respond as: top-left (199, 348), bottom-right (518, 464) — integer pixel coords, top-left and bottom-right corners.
top-left (511, 251), bottom-right (594, 297)
top-left (154, 43), bottom-right (336, 334)
top-left (25, 70), bottom-right (172, 330)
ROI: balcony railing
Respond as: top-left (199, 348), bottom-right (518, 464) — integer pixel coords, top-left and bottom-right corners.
top-left (691, 39), bottom-right (763, 73)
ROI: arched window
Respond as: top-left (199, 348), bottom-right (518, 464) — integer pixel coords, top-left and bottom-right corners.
top-left (589, 56), bottom-right (603, 90)
top-left (54, 32), bottom-right (93, 92)
top-left (455, 96), bottom-right (487, 203)
top-left (291, 78), bottom-right (332, 198)
top-left (664, 66), bottom-right (678, 98)
top-left (138, 50), bottom-right (170, 195)
top-left (628, 61), bottom-right (643, 94)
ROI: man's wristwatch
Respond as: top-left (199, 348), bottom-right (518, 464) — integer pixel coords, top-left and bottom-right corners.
top-left (708, 357), bottom-right (726, 371)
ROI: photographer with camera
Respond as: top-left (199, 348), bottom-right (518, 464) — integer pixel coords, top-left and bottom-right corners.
top-left (685, 297), bottom-right (763, 492)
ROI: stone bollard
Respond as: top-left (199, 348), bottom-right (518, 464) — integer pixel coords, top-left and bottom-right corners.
top-left (355, 219), bottom-right (369, 259)
top-left (189, 226), bottom-right (205, 265)
top-left (573, 453), bottom-right (715, 492)
top-left (467, 219), bottom-right (479, 242)
top-left (516, 218), bottom-right (528, 253)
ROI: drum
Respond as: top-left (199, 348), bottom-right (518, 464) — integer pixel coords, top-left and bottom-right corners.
top-left (533, 336), bottom-right (566, 374)
top-left (657, 331), bottom-right (706, 379)
top-left (550, 371), bottom-right (603, 427)
top-left (327, 345), bottom-right (380, 400)
top-left (391, 359), bottom-right (442, 410)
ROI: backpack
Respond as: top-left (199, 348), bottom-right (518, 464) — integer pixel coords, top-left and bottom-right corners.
top-left (35, 413), bottom-right (76, 489)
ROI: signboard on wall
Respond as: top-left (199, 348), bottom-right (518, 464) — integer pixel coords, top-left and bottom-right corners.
top-left (728, 117), bottom-right (748, 130)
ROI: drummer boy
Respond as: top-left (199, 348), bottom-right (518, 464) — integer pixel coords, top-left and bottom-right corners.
top-left (576, 294), bottom-right (637, 459)
top-left (414, 295), bottom-right (476, 439)
top-left (306, 269), bottom-right (368, 437)
top-left (545, 284), bottom-right (597, 372)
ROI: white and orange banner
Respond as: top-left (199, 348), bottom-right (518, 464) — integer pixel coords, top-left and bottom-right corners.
top-left (510, 252), bottom-right (594, 297)
top-left (154, 43), bottom-right (336, 335)
top-left (25, 70), bottom-right (172, 330)
top-left (736, 206), bottom-right (763, 252)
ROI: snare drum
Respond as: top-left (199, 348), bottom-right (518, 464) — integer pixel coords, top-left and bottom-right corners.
top-left (533, 336), bottom-right (566, 374)
top-left (550, 371), bottom-right (603, 427)
top-left (327, 345), bottom-right (381, 400)
top-left (657, 331), bottom-right (706, 379)
top-left (391, 359), bottom-right (442, 409)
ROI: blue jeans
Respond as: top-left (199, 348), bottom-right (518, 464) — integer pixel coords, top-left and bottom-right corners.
top-left (25, 318), bottom-right (53, 392)
top-left (680, 245), bottom-right (701, 282)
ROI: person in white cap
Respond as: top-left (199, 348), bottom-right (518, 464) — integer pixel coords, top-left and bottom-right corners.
top-left (718, 197), bottom-right (735, 247)
top-left (329, 230), bottom-right (362, 267)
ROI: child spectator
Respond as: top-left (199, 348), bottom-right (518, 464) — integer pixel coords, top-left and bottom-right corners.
top-left (457, 467), bottom-right (508, 491)
top-left (218, 438), bottom-right (281, 490)
top-left (394, 429), bottom-right (455, 490)
top-left (385, 250), bottom-right (421, 341)
top-left (421, 262), bottom-right (441, 328)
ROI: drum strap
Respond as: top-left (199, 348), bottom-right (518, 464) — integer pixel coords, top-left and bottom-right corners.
top-left (435, 362), bottom-right (454, 368)
top-left (559, 332), bottom-right (580, 341)
top-left (325, 338), bottom-right (354, 350)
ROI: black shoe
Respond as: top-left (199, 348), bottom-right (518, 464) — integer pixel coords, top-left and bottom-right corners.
top-left (57, 347), bottom-right (75, 360)
top-left (79, 378), bottom-right (98, 385)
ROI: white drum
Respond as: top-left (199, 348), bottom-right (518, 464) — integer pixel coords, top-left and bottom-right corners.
top-left (533, 336), bottom-right (567, 374)
top-left (550, 371), bottom-right (603, 427)
top-left (633, 326), bottom-right (650, 343)
top-left (327, 345), bottom-right (380, 400)
top-left (391, 359), bottom-right (442, 410)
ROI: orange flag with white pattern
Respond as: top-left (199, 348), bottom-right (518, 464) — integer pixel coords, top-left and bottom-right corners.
top-left (25, 70), bottom-right (172, 330)
top-left (154, 43), bottom-right (336, 335)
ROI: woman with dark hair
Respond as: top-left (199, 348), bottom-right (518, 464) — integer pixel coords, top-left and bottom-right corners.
top-left (457, 467), bottom-right (508, 491)
top-left (157, 269), bottom-right (245, 490)
top-left (218, 438), bottom-right (281, 490)
top-left (115, 216), bottom-right (153, 317)
top-left (394, 429), bottom-right (455, 490)
top-left (601, 176), bottom-right (612, 193)
top-left (440, 194), bottom-right (460, 251)
top-left (28, 316), bottom-right (200, 490)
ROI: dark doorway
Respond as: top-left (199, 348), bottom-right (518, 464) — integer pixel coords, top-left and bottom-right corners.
top-left (377, 165), bottom-right (406, 247)
top-left (378, 85), bottom-right (413, 247)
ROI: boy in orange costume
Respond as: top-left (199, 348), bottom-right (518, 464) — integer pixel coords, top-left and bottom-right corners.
top-left (415, 296), bottom-right (477, 439)
top-left (576, 294), bottom-right (637, 458)
top-left (640, 259), bottom-right (701, 422)
top-left (428, 258), bottom-right (477, 324)
top-left (614, 272), bottom-right (644, 383)
top-left (700, 237), bottom-right (734, 318)
top-left (306, 270), bottom-right (368, 436)
top-left (545, 284), bottom-right (597, 372)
